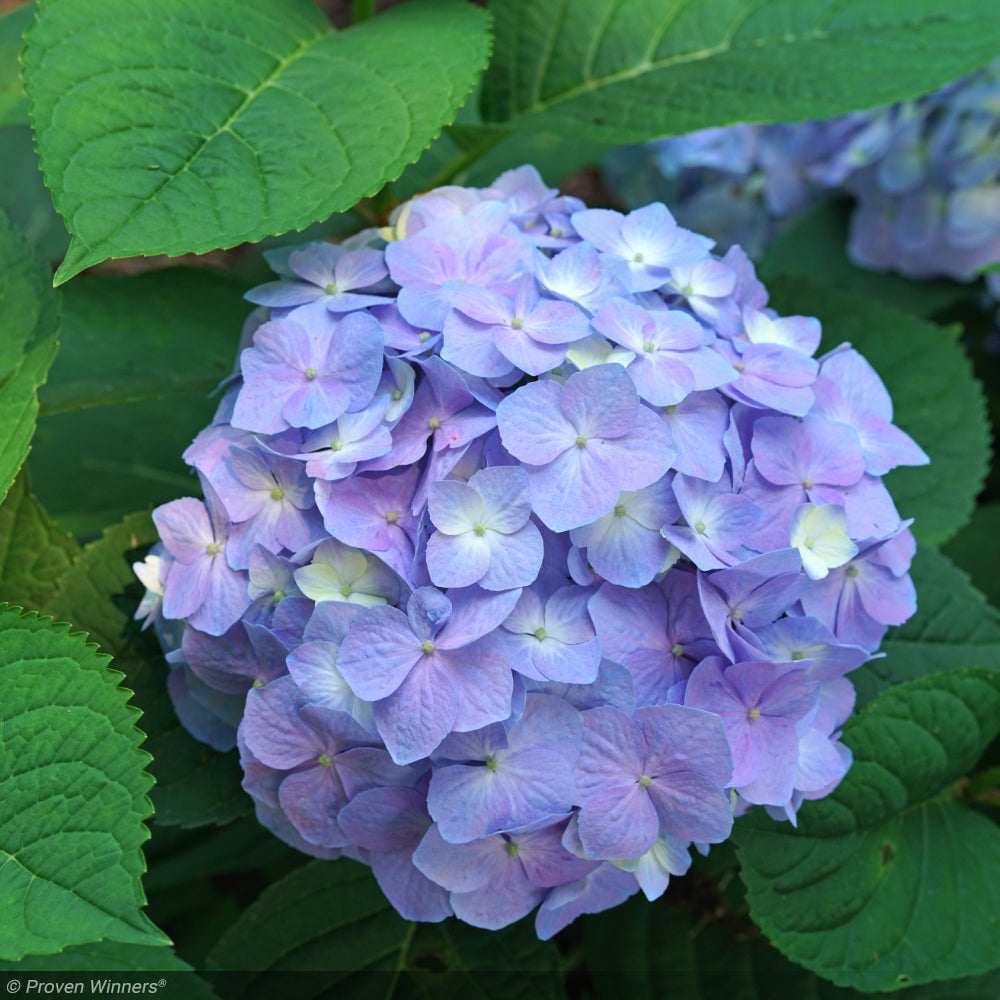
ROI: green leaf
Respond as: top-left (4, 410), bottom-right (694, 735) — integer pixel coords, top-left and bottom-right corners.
top-left (765, 275), bottom-right (988, 546)
top-left (481, 0), bottom-right (1000, 142)
top-left (0, 605), bottom-right (168, 959)
top-left (0, 3), bottom-right (32, 127)
top-left (734, 668), bottom-right (1000, 992)
top-left (204, 858), bottom-right (562, 996)
top-left (204, 858), bottom-right (410, 981)
top-left (0, 468), bottom-right (79, 612)
top-left (941, 502), bottom-right (1000, 612)
top-left (759, 202), bottom-right (972, 318)
top-left (29, 392), bottom-right (215, 538)
top-left (143, 815), bottom-right (297, 893)
top-left (853, 547), bottom-right (1000, 709)
top-left (40, 269), bottom-right (250, 416)
top-left (21, 0), bottom-right (492, 284)
top-left (0, 125), bottom-right (70, 262)
top-left (47, 511), bottom-right (157, 654)
top-left (0, 207), bottom-right (60, 503)
top-left (584, 895), bottom-right (857, 1000)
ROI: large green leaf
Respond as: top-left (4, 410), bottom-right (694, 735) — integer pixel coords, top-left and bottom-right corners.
top-left (0, 468), bottom-right (78, 612)
top-left (941, 502), bottom-right (1000, 612)
top-left (21, 0), bottom-right (492, 284)
top-left (735, 669), bottom-right (1000, 992)
top-left (0, 605), bottom-right (168, 959)
top-left (481, 0), bottom-right (1000, 142)
top-left (853, 547), bottom-right (1000, 709)
top-left (40, 269), bottom-right (250, 415)
top-left (765, 276), bottom-right (988, 546)
top-left (29, 392), bottom-right (213, 539)
top-left (204, 858), bottom-right (562, 997)
top-left (0, 208), bottom-right (59, 503)
top-left (143, 816), bottom-right (295, 893)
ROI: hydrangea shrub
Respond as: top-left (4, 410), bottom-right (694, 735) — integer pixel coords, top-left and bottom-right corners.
top-left (138, 167), bottom-right (928, 937)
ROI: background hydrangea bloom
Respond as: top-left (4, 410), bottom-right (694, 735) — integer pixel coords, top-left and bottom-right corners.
top-left (603, 57), bottom-right (1000, 317)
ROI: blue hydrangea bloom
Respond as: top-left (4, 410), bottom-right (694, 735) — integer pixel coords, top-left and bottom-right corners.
top-left (141, 165), bottom-right (927, 937)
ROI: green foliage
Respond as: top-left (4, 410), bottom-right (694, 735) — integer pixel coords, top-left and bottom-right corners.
top-left (0, 208), bottom-right (60, 504)
top-left (204, 858), bottom-right (562, 998)
top-left (143, 816), bottom-right (296, 893)
top-left (584, 895), bottom-right (845, 999)
top-left (21, 0), bottom-right (493, 283)
top-left (0, 3), bottom-right (31, 127)
top-left (29, 393), bottom-right (215, 539)
top-left (46, 510), bottom-right (157, 654)
top-left (3, 0), bottom-right (998, 984)
top-left (759, 202), bottom-right (971, 318)
top-left (765, 276), bottom-right (989, 546)
top-left (22, 265), bottom-right (246, 542)
top-left (586, 894), bottom-right (1000, 999)
top-left (854, 547), bottom-right (1000, 708)
top-left (735, 669), bottom-right (1000, 992)
top-left (481, 0), bottom-right (1000, 141)
top-left (0, 468), bottom-right (78, 611)
top-left (0, 125), bottom-right (69, 263)
top-left (0, 605), bottom-right (167, 960)
top-left (941, 502), bottom-right (1000, 611)
top-left (40, 269), bottom-right (251, 415)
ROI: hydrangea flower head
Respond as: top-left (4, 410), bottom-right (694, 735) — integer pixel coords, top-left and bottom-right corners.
top-left (140, 165), bottom-right (926, 937)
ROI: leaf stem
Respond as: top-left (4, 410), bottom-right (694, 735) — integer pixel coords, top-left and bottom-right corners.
top-left (420, 130), bottom-right (510, 191)
top-left (385, 920), bottom-right (417, 1000)
top-left (353, 0), bottom-right (375, 24)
